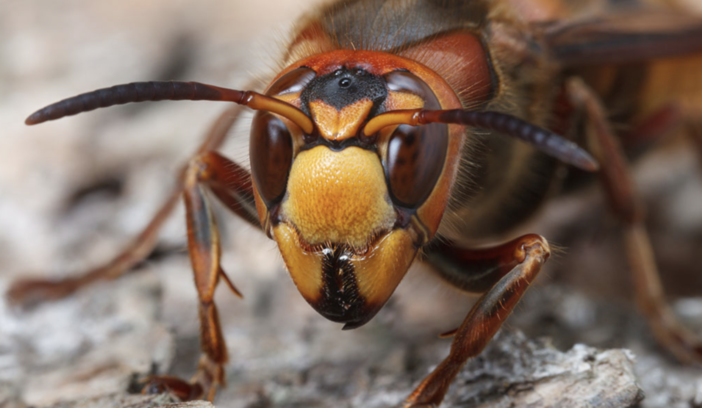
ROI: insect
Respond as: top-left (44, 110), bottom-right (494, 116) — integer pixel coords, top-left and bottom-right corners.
top-left (8, 0), bottom-right (702, 406)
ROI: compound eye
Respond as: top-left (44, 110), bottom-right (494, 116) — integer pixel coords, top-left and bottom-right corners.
top-left (250, 111), bottom-right (293, 206)
top-left (386, 123), bottom-right (448, 208)
top-left (383, 70), bottom-right (448, 209)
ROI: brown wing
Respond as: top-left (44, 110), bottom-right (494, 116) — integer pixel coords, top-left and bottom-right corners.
top-left (542, 9), bottom-right (702, 66)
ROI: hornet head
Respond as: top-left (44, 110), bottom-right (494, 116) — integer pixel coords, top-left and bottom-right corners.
top-left (249, 50), bottom-right (465, 329)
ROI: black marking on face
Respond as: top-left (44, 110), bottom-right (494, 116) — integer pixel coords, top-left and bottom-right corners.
top-left (315, 245), bottom-right (368, 327)
top-left (300, 67), bottom-right (388, 116)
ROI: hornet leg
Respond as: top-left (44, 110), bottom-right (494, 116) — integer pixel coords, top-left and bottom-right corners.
top-left (142, 151), bottom-right (258, 400)
top-left (7, 105), bottom-right (244, 307)
top-left (405, 234), bottom-right (551, 407)
top-left (568, 77), bottom-right (702, 364)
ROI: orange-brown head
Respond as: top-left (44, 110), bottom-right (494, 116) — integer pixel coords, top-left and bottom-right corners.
top-left (250, 50), bottom-right (467, 329)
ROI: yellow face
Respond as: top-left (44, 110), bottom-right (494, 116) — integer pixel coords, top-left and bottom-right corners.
top-left (282, 146), bottom-right (394, 248)
top-left (250, 52), bottom-right (464, 328)
top-left (273, 144), bottom-right (422, 328)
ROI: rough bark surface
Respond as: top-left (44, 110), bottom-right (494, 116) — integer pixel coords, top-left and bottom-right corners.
top-left (43, 394), bottom-right (210, 408)
top-left (0, 267), bottom-right (646, 408)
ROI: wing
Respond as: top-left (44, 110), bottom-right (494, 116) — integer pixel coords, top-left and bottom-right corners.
top-left (542, 8), bottom-right (702, 66)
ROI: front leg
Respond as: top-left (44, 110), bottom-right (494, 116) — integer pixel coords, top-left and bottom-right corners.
top-left (405, 234), bottom-right (551, 408)
top-left (7, 104), bottom-right (245, 308)
top-left (144, 151), bottom-right (259, 401)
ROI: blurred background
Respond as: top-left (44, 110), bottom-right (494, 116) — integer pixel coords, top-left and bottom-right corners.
top-left (2, 1), bottom-right (702, 407)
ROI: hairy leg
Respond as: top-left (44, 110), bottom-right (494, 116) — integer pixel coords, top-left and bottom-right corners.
top-left (406, 234), bottom-right (551, 407)
top-left (142, 151), bottom-right (258, 400)
top-left (568, 77), bottom-right (702, 364)
top-left (7, 104), bottom-right (244, 307)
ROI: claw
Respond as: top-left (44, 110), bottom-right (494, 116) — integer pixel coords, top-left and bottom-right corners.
top-left (402, 403), bottom-right (437, 408)
top-left (141, 375), bottom-right (204, 401)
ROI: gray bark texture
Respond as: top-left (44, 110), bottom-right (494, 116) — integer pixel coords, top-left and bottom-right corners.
top-left (0, 270), bottom-right (647, 407)
top-left (2, 1), bottom-right (702, 408)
